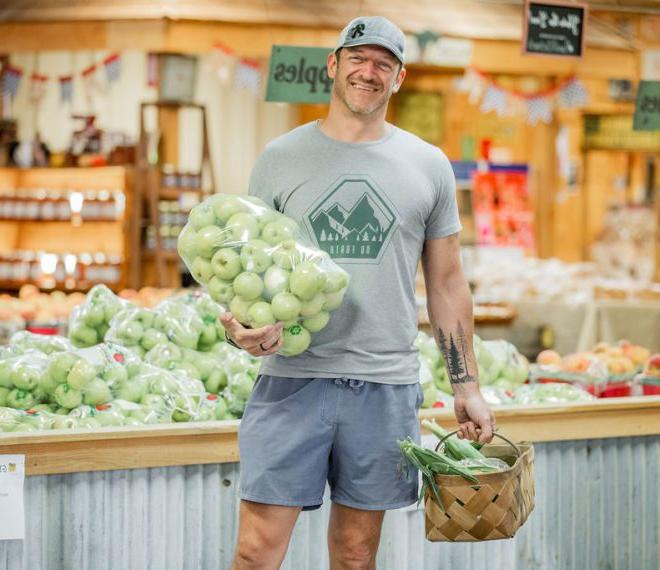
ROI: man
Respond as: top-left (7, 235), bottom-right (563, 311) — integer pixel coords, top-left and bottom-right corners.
top-left (221, 16), bottom-right (495, 570)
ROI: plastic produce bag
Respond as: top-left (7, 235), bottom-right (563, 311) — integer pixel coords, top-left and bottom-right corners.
top-left (0, 350), bottom-right (51, 410)
top-left (0, 407), bottom-right (57, 432)
top-left (68, 284), bottom-right (132, 347)
top-left (9, 331), bottom-right (72, 355)
top-left (477, 339), bottom-right (529, 389)
top-left (513, 383), bottom-right (595, 405)
top-left (177, 194), bottom-right (350, 356)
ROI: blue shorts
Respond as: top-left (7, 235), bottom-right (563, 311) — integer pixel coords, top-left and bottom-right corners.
top-left (238, 375), bottom-right (423, 511)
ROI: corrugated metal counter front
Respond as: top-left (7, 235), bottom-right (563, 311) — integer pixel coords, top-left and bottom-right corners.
top-left (1, 397), bottom-right (659, 570)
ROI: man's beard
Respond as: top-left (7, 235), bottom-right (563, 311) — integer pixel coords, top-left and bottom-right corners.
top-left (334, 75), bottom-right (392, 116)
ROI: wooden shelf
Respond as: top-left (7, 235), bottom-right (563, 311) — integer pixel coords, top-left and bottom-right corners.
top-left (0, 278), bottom-right (118, 293)
top-left (142, 250), bottom-right (180, 261)
top-left (1, 397), bottom-right (658, 476)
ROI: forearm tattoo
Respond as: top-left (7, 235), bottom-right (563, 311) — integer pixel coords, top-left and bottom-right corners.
top-left (436, 322), bottom-right (477, 384)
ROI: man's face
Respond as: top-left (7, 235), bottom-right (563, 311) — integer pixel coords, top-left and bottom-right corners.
top-left (328, 45), bottom-right (405, 116)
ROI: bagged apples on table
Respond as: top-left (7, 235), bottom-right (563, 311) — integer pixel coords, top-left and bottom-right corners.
top-left (0, 407), bottom-right (57, 432)
top-left (69, 284), bottom-right (133, 347)
top-left (0, 350), bottom-right (50, 410)
top-left (178, 194), bottom-right (350, 356)
top-left (9, 331), bottom-right (73, 356)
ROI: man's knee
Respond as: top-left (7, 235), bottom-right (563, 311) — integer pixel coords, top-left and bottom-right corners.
top-left (234, 529), bottom-right (284, 569)
top-left (329, 529), bottom-right (379, 569)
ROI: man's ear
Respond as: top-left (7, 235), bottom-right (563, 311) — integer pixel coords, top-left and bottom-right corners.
top-left (327, 52), bottom-right (338, 80)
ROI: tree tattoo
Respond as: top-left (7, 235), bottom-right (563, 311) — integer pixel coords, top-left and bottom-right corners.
top-left (436, 322), bottom-right (477, 384)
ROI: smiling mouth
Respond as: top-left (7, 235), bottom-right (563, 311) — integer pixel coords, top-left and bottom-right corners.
top-left (349, 81), bottom-right (379, 93)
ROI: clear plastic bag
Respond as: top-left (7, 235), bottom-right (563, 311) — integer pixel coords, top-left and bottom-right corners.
top-left (0, 350), bottom-right (51, 411)
top-left (0, 407), bottom-right (58, 432)
top-left (178, 194), bottom-right (350, 356)
top-left (68, 284), bottom-right (132, 347)
top-left (9, 331), bottom-right (73, 355)
top-left (513, 383), bottom-right (596, 405)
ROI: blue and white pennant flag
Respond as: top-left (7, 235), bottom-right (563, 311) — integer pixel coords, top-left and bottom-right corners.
top-left (103, 54), bottom-right (121, 84)
top-left (559, 78), bottom-right (588, 108)
top-left (2, 66), bottom-right (23, 97)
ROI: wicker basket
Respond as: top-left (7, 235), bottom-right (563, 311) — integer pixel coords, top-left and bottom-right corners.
top-left (425, 432), bottom-right (535, 542)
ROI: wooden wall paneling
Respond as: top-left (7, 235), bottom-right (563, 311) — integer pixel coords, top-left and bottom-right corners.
top-left (15, 222), bottom-right (124, 255)
top-left (0, 221), bottom-right (20, 254)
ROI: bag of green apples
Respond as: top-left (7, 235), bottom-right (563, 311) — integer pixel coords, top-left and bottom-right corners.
top-left (0, 407), bottom-right (58, 433)
top-left (177, 194), bottom-right (350, 356)
top-left (69, 284), bottom-right (133, 347)
top-left (9, 331), bottom-right (73, 356)
top-left (0, 350), bottom-right (51, 411)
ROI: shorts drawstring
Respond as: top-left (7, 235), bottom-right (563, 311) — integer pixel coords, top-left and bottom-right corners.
top-left (333, 378), bottom-right (365, 394)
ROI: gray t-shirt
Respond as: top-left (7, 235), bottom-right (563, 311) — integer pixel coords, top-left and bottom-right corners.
top-left (248, 121), bottom-right (461, 385)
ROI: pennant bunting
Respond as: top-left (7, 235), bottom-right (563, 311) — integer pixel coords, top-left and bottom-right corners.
top-left (457, 67), bottom-right (590, 125)
top-left (2, 66), bottom-right (23, 97)
top-left (211, 42), bottom-right (237, 86)
top-left (234, 58), bottom-right (261, 96)
top-left (59, 75), bottom-right (74, 104)
top-left (29, 73), bottom-right (49, 103)
top-left (103, 53), bottom-right (121, 84)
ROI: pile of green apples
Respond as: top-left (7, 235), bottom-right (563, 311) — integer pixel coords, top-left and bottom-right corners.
top-left (9, 330), bottom-right (73, 356)
top-left (69, 284), bottom-right (131, 347)
top-left (415, 331), bottom-right (529, 401)
top-left (177, 194), bottom-right (350, 356)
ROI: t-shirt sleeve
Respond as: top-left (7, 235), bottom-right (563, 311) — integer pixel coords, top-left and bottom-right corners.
top-left (247, 148), bottom-right (278, 210)
top-left (425, 153), bottom-right (462, 240)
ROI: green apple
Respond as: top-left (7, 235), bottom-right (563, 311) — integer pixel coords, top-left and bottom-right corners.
top-left (70, 325), bottom-right (99, 347)
top-left (78, 417), bottom-right (101, 429)
top-left (67, 359), bottom-right (97, 390)
top-left (23, 411), bottom-right (53, 430)
top-left (204, 369), bottom-right (228, 393)
top-left (54, 384), bottom-right (83, 409)
top-left (300, 292), bottom-right (326, 318)
top-left (177, 224), bottom-right (198, 260)
top-left (174, 362), bottom-right (202, 381)
top-left (261, 219), bottom-right (299, 246)
top-left (102, 365), bottom-right (128, 386)
top-left (233, 272), bottom-right (264, 301)
top-left (280, 324), bottom-right (312, 356)
top-left (303, 311), bottom-right (330, 333)
top-left (272, 240), bottom-right (302, 269)
top-left (247, 302), bottom-right (276, 328)
top-left (195, 225), bottom-right (226, 259)
top-left (116, 376), bottom-right (148, 402)
top-left (151, 374), bottom-right (180, 396)
top-left (48, 352), bottom-right (79, 384)
top-left (229, 296), bottom-right (256, 325)
top-left (228, 373), bottom-right (255, 401)
top-left (191, 256), bottom-right (214, 284)
top-left (39, 371), bottom-right (60, 394)
top-left (213, 196), bottom-right (248, 223)
top-left (323, 288), bottom-right (347, 311)
top-left (83, 304), bottom-right (106, 327)
top-left (0, 360), bottom-right (12, 388)
top-left (52, 415), bottom-right (79, 430)
top-left (12, 423), bottom-right (38, 433)
top-left (117, 320), bottom-right (145, 346)
top-left (271, 292), bottom-right (302, 321)
top-left (207, 276), bottom-right (235, 304)
top-left (11, 365), bottom-right (40, 391)
top-left (82, 378), bottom-right (112, 405)
top-left (263, 265), bottom-right (290, 301)
top-left (324, 270), bottom-right (349, 294)
top-left (211, 248), bottom-right (242, 280)
top-left (226, 213), bottom-right (259, 242)
top-left (140, 328), bottom-right (168, 351)
top-left (290, 262), bottom-right (327, 301)
top-left (188, 202), bottom-right (216, 230)
top-left (240, 240), bottom-right (273, 273)
top-left (0, 387), bottom-right (9, 406)
top-left (214, 396), bottom-right (229, 420)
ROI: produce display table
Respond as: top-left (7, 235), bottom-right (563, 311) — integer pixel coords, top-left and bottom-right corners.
top-left (1, 397), bottom-right (659, 569)
top-left (476, 299), bottom-right (660, 356)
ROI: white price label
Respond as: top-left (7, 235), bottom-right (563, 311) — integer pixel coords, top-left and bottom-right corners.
top-left (0, 454), bottom-right (25, 540)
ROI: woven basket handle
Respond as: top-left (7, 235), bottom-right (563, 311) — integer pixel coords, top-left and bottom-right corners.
top-left (434, 429), bottom-right (521, 457)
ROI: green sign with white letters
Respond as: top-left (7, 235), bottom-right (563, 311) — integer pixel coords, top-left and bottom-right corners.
top-left (633, 81), bottom-right (660, 131)
top-left (265, 45), bottom-right (333, 104)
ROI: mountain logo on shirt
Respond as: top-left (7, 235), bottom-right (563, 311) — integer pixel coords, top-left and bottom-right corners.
top-left (305, 176), bottom-right (398, 263)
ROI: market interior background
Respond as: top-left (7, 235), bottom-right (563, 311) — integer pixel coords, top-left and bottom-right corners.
top-left (0, 1), bottom-right (659, 569)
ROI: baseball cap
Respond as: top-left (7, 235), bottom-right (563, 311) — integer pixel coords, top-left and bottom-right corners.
top-left (335, 16), bottom-right (405, 64)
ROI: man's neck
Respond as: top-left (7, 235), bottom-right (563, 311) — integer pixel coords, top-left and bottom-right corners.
top-left (319, 100), bottom-right (389, 143)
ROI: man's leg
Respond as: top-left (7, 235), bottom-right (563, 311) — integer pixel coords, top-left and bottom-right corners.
top-left (231, 500), bottom-right (301, 570)
top-left (327, 503), bottom-right (385, 570)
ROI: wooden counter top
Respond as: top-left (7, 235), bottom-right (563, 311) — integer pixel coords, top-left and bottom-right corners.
top-left (1, 396), bottom-right (659, 476)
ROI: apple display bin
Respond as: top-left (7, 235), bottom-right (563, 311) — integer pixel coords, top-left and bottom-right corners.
top-left (1, 398), bottom-right (660, 570)
top-left (424, 431), bottom-right (534, 542)
top-left (177, 194), bottom-right (350, 357)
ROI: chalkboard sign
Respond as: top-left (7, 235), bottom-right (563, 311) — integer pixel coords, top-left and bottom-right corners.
top-left (523, 1), bottom-right (587, 58)
top-left (633, 81), bottom-right (660, 132)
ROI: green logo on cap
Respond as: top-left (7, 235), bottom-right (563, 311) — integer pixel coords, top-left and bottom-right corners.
top-left (349, 23), bottom-right (365, 39)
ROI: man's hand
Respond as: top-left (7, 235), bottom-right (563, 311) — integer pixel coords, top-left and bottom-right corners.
top-left (220, 312), bottom-right (284, 357)
top-left (454, 390), bottom-right (496, 444)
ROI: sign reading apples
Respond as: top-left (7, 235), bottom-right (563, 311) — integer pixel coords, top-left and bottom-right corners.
top-left (178, 195), bottom-right (350, 356)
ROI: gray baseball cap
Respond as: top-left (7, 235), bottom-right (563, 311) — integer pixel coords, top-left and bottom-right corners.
top-left (334, 16), bottom-right (405, 64)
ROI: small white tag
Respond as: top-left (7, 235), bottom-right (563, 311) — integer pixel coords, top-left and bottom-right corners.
top-left (0, 454), bottom-right (26, 540)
